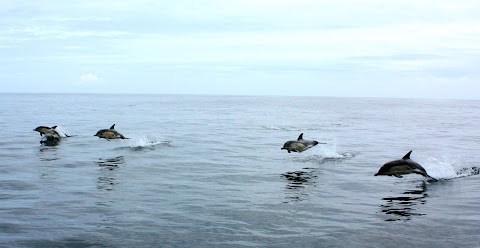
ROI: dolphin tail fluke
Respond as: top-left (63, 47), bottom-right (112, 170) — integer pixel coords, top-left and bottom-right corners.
top-left (297, 133), bottom-right (304, 140)
top-left (425, 173), bottom-right (438, 182)
top-left (402, 150), bottom-right (413, 160)
top-left (427, 176), bottom-right (438, 182)
top-left (110, 124), bottom-right (116, 129)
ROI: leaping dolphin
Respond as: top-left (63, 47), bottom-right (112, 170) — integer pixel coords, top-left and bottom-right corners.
top-left (94, 124), bottom-right (128, 140)
top-left (281, 133), bottom-right (325, 153)
top-left (33, 125), bottom-right (71, 145)
top-left (34, 126), bottom-right (60, 138)
top-left (374, 151), bottom-right (437, 181)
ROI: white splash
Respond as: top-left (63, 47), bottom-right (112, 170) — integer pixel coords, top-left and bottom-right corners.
top-left (317, 142), bottom-right (345, 159)
top-left (126, 135), bottom-right (171, 149)
top-left (292, 141), bottom-right (354, 164)
top-left (52, 126), bottom-right (70, 138)
top-left (423, 156), bottom-right (478, 180)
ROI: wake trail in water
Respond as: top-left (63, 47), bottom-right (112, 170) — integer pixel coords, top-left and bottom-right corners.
top-left (424, 157), bottom-right (480, 180)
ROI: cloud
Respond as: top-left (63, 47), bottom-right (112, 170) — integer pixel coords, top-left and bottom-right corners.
top-left (2, 0), bottom-right (480, 98)
top-left (80, 73), bottom-right (99, 81)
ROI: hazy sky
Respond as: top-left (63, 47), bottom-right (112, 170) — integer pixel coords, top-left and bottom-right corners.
top-left (1, 0), bottom-right (480, 98)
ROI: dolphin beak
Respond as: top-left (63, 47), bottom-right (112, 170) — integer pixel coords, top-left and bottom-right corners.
top-left (374, 173), bottom-right (379, 176)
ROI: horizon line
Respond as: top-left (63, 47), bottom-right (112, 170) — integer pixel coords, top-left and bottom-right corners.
top-left (0, 91), bottom-right (477, 101)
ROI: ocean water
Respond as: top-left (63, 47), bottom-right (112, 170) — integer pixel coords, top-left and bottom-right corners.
top-left (0, 93), bottom-right (479, 248)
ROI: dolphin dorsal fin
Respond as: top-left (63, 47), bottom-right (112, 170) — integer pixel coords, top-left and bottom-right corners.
top-left (402, 150), bottom-right (413, 160)
top-left (51, 126), bottom-right (57, 129)
top-left (297, 133), bottom-right (304, 140)
top-left (110, 124), bottom-right (116, 129)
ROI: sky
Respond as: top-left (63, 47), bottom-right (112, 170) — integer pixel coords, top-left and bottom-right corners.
top-left (1, 0), bottom-right (480, 99)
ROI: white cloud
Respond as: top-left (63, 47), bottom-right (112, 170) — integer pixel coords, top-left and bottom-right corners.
top-left (80, 73), bottom-right (99, 81)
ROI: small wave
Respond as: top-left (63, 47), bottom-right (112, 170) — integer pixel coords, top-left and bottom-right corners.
top-left (262, 125), bottom-right (282, 131)
top-left (330, 123), bottom-right (348, 127)
top-left (261, 125), bottom-right (320, 131)
top-left (454, 166), bottom-right (480, 177)
top-left (261, 123), bottom-right (346, 131)
top-left (115, 135), bottom-right (172, 151)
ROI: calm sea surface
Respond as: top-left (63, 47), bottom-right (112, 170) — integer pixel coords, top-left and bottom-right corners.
top-left (0, 93), bottom-right (479, 247)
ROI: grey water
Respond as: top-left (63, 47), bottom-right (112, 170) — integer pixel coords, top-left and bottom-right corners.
top-left (0, 93), bottom-right (479, 247)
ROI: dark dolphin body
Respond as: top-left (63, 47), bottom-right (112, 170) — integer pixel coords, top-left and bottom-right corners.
top-left (94, 124), bottom-right (128, 140)
top-left (34, 125), bottom-right (66, 145)
top-left (34, 126), bottom-right (60, 137)
top-left (375, 151), bottom-right (437, 181)
top-left (281, 133), bottom-right (324, 153)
